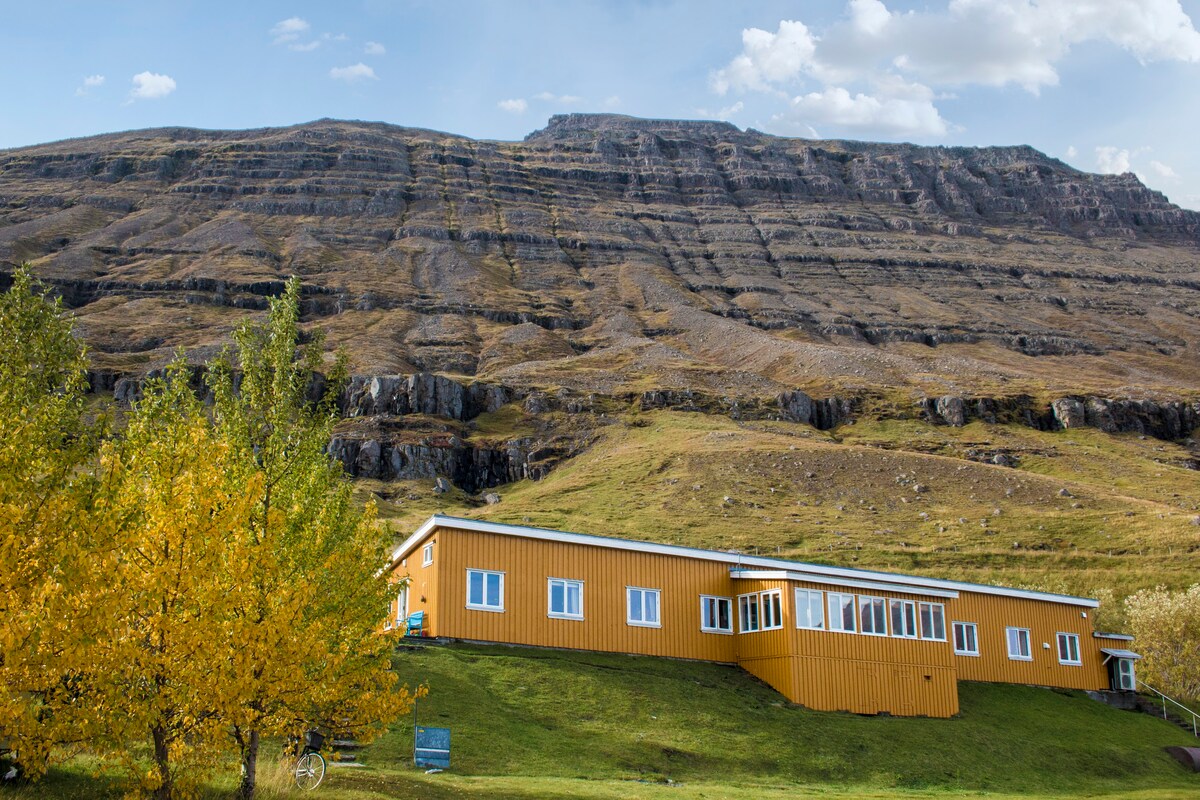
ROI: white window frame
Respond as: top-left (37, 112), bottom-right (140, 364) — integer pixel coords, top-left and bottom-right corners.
top-left (700, 595), bottom-right (733, 634)
top-left (953, 621), bottom-right (979, 656)
top-left (547, 578), bottom-right (584, 620)
top-left (795, 588), bottom-right (825, 630)
top-left (422, 542), bottom-right (434, 567)
top-left (626, 586), bottom-right (661, 628)
top-left (1056, 632), bottom-right (1081, 665)
top-left (889, 599), bottom-right (917, 639)
top-left (760, 590), bottom-right (784, 630)
top-left (466, 568), bottom-right (504, 612)
top-left (738, 592), bottom-right (761, 633)
top-left (859, 595), bottom-right (888, 637)
top-left (1006, 626), bottom-right (1032, 661)
top-left (827, 592), bottom-right (857, 634)
top-left (919, 602), bottom-right (946, 641)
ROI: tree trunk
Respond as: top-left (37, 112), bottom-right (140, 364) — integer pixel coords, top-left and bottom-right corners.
top-left (238, 728), bottom-right (260, 800)
top-left (151, 724), bottom-right (172, 800)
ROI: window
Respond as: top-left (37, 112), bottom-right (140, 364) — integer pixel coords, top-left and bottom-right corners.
top-left (422, 542), bottom-right (434, 566)
top-left (1116, 657), bottom-right (1136, 691)
top-left (1057, 633), bottom-right (1081, 665)
top-left (919, 602), bottom-right (946, 641)
top-left (627, 587), bottom-right (661, 627)
top-left (795, 588), bottom-right (824, 630)
top-left (396, 586), bottom-right (409, 624)
top-left (548, 578), bottom-right (583, 620)
top-left (761, 590), bottom-right (784, 630)
top-left (827, 592), bottom-right (856, 633)
top-left (700, 595), bottom-right (732, 633)
top-left (890, 599), bottom-right (917, 638)
top-left (953, 622), bottom-right (979, 656)
top-left (466, 569), bottom-right (504, 612)
top-left (859, 596), bottom-right (888, 636)
top-left (738, 593), bottom-right (761, 633)
top-left (1006, 627), bottom-right (1032, 660)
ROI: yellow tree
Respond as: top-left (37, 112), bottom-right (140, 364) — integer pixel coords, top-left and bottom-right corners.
top-left (96, 361), bottom-right (256, 800)
top-left (208, 278), bottom-right (416, 800)
top-left (0, 267), bottom-right (99, 777)
top-left (1126, 584), bottom-right (1200, 701)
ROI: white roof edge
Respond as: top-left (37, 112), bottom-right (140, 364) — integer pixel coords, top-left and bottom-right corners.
top-left (390, 515), bottom-right (1100, 607)
top-left (730, 569), bottom-right (960, 599)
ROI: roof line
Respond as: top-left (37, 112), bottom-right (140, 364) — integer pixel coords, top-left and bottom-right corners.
top-left (390, 514), bottom-right (1099, 608)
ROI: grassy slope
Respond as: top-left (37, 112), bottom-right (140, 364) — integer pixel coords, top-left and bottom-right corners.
top-left (368, 410), bottom-right (1200, 610)
top-left (24, 642), bottom-right (1198, 800)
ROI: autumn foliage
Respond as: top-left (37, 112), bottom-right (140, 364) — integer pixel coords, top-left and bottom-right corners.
top-left (0, 269), bottom-right (418, 798)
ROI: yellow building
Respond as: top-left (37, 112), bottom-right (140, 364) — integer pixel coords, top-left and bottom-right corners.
top-left (386, 515), bottom-right (1139, 718)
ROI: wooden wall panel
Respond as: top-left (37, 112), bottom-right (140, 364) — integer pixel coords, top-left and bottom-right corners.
top-left (791, 656), bottom-right (959, 717)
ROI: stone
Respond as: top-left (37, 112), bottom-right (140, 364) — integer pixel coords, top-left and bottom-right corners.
top-left (433, 477), bottom-right (452, 494)
top-left (935, 395), bottom-right (967, 427)
top-left (484, 492), bottom-right (501, 505)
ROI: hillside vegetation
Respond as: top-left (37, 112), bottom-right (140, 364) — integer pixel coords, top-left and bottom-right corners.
top-left (20, 642), bottom-right (1200, 799)
top-left (367, 410), bottom-right (1200, 605)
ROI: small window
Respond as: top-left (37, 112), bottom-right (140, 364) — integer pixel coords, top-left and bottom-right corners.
top-left (548, 578), bottom-right (584, 620)
top-left (1006, 626), bottom-right (1032, 660)
top-left (466, 569), bottom-right (504, 612)
top-left (760, 590), bottom-right (783, 630)
top-left (919, 602), bottom-right (946, 641)
top-left (953, 622), bottom-right (979, 656)
top-left (827, 592), bottom-right (856, 633)
top-left (627, 587), bottom-right (661, 627)
top-left (1056, 632), bottom-right (1081, 665)
top-left (890, 599), bottom-right (917, 638)
top-left (738, 593), bottom-right (761, 633)
top-left (422, 542), bottom-right (434, 567)
top-left (859, 596), bottom-right (888, 636)
top-left (795, 588), bottom-right (824, 630)
top-left (700, 595), bottom-right (732, 633)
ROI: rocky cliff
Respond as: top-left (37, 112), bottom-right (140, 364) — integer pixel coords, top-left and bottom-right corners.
top-left (2, 114), bottom-right (1198, 401)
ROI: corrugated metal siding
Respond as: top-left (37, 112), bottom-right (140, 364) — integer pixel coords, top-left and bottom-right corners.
top-left (791, 656), bottom-right (959, 717)
top-left (434, 527), bottom-right (739, 663)
top-left (947, 591), bottom-right (1107, 690)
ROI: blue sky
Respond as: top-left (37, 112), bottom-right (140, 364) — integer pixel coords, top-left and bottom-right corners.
top-left (3, 0), bottom-right (1200, 208)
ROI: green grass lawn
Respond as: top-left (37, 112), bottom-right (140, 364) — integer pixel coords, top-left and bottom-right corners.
top-left (22, 641), bottom-right (1195, 799)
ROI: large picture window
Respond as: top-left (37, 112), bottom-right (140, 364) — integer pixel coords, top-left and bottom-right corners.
top-left (466, 569), bottom-right (504, 612)
top-left (919, 602), bottom-right (946, 641)
top-left (890, 599), bottom-right (917, 638)
top-left (547, 578), bottom-right (583, 620)
top-left (795, 588), bottom-right (824, 630)
top-left (627, 587), bottom-right (661, 627)
top-left (827, 592), bottom-right (856, 633)
top-left (1006, 626), bottom-right (1032, 660)
top-left (859, 596), bottom-right (887, 636)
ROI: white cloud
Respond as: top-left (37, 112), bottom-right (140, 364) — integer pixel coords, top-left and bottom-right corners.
top-left (1095, 145), bottom-right (1132, 174)
top-left (364, 41), bottom-right (386, 56)
top-left (498, 98), bottom-right (528, 114)
top-left (696, 101), bottom-right (744, 121)
top-left (1149, 159), bottom-right (1179, 179)
top-left (330, 63), bottom-right (377, 82)
top-left (712, 1), bottom-right (1200, 139)
top-left (602, 95), bottom-right (621, 109)
top-left (129, 71), bottom-right (176, 101)
top-left (270, 17), bottom-right (309, 44)
top-left (534, 91), bottom-right (583, 105)
top-left (75, 74), bottom-right (105, 96)
top-left (289, 40), bottom-right (321, 52)
top-left (1065, 145), bottom-right (1078, 159)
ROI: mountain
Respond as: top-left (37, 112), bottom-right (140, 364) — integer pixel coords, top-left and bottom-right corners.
top-left (2, 114), bottom-right (1198, 401)
top-left (4, 115), bottom-right (1200, 596)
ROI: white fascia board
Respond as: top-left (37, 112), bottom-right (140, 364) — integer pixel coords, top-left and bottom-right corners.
top-left (1093, 632), bottom-right (1135, 641)
top-left (730, 569), bottom-right (959, 599)
top-left (391, 515), bottom-right (1098, 608)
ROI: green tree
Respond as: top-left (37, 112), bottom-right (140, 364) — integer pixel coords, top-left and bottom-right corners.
top-left (0, 267), bottom-right (99, 777)
top-left (208, 278), bottom-right (415, 800)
